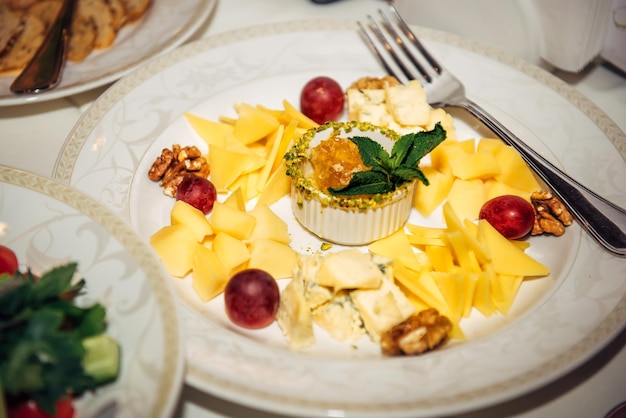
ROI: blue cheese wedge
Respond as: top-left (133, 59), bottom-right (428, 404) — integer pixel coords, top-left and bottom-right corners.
top-left (351, 271), bottom-right (416, 343)
top-left (280, 250), bottom-right (415, 349)
top-left (347, 78), bottom-right (433, 134)
top-left (295, 253), bottom-right (333, 309)
top-left (315, 249), bottom-right (383, 291)
top-left (384, 80), bottom-right (431, 127)
top-left (312, 291), bottom-right (365, 343)
top-left (276, 276), bottom-right (316, 350)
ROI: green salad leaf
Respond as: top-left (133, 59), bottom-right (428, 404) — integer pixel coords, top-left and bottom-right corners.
top-left (0, 263), bottom-right (112, 414)
top-left (328, 123), bottom-right (446, 196)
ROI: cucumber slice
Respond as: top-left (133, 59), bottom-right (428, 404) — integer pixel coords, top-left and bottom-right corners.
top-left (82, 334), bottom-right (120, 386)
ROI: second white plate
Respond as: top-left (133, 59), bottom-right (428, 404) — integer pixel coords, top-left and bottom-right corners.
top-left (0, 0), bottom-right (216, 106)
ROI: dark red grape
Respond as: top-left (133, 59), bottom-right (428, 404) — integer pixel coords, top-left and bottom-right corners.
top-left (224, 269), bottom-right (280, 329)
top-left (300, 76), bottom-right (345, 124)
top-left (176, 175), bottom-right (217, 215)
top-left (479, 195), bottom-right (535, 239)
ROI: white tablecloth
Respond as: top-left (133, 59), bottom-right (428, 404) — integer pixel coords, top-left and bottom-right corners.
top-left (1, 0), bottom-right (625, 417)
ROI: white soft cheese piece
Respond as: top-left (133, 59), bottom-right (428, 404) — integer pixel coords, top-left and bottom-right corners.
top-left (315, 249), bottom-right (384, 291)
top-left (351, 275), bottom-right (416, 342)
top-left (358, 103), bottom-right (394, 127)
top-left (312, 292), bottom-right (365, 343)
top-left (346, 89), bottom-right (366, 121)
top-left (276, 276), bottom-right (316, 350)
top-left (385, 80), bottom-right (431, 126)
top-left (346, 88), bottom-right (387, 121)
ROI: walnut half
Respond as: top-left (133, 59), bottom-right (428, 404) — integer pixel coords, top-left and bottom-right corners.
top-left (148, 144), bottom-right (210, 197)
top-left (380, 308), bottom-right (452, 356)
top-left (530, 191), bottom-right (573, 236)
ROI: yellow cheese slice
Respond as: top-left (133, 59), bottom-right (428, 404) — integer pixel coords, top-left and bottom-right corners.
top-left (369, 228), bottom-right (421, 272)
top-left (255, 159), bottom-right (291, 207)
top-left (191, 244), bottom-right (228, 302)
top-left (149, 224), bottom-right (197, 278)
top-left (208, 144), bottom-right (254, 192)
top-left (247, 204), bottom-right (291, 244)
top-left (477, 219), bottom-right (549, 277)
top-left (248, 238), bottom-right (297, 279)
top-left (233, 103), bottom-right (279, 145)
top-left (184, 112), bottom-right (231, 148)
top-left (170, 200), bottom-right (214, 242)
top-left (212, 232), bottom-right (250, 274)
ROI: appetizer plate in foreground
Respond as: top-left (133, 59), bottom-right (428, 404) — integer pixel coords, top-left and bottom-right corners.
top-left (0, 0), bottom-right (216, 106)
top-left (0, 166), bottom-right (184, 418)
top-left (53, 21), bottom-right (626, 417)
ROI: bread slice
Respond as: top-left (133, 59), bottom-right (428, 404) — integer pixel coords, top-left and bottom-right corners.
top-left (75, 0), bottom-right (116, 49)
top-left (0, 5), bottom-right (23, 55)
top-left (0, 12), bottom-right (45, 72)
top-left (67, 15), bottom-right (95, 62)
top-left (27, 0), bottom-right (62, 31)
top-left (120, 0), bottom-right (151, 22)
top-left (6, 0), bottom-right (38, 10)
top-left (105, 0), bottom-right (127, 30)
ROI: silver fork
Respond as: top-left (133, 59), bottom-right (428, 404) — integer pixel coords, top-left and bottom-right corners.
top-left (358, 5), bottom-right (626, 257)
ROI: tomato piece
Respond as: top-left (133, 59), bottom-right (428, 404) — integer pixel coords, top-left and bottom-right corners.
top-left (0, 244), bottom-right (18, 275)
top-left (8, 397), bottom-right (74, 418)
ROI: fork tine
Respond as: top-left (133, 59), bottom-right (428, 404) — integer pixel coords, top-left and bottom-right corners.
top-left (356, 21), bottom-right (402, 81)
top-left (388, 4), bottom-right (442, 75)
top-left (358, 16), bottom-right (416, 82)
top-left (377, 9), bottom-right (432, 83)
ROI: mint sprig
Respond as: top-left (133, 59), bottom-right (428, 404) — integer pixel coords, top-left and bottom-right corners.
top-left (328, 123), bottom-right (446, 196)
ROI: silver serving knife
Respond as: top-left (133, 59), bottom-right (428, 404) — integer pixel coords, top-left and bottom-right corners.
top-left (10, 0), bottom-right (77, 94)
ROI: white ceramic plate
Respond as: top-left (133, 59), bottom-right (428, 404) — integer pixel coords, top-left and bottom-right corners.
top-left (0, 0), bottom-right (216, 106)
top-left (0, 166), bottom-right (184, 418)
top-left (52, 21), bottom-right (626, 417)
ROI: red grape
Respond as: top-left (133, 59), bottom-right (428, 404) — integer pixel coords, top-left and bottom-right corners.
top-left (224, 269), bottom-right (280, 329)
top-left (300, 76), bottom-right (345, 124)
top-left (479, 195), bottom-right (535, 239)
top-left (0, 245), bottom-right (18, 275)
top-left (176, 175), bottom-right (217, 215)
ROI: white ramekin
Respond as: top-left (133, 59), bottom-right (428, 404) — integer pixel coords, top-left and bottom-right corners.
top-left (285, 121), bottom-right (415, 246)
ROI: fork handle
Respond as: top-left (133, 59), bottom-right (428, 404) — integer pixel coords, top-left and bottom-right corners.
top-left (459, 98), bottom-right (626, 257)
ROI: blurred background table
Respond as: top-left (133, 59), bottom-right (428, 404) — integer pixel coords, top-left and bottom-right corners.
top-left (1, 0), bottom-right (625, 417)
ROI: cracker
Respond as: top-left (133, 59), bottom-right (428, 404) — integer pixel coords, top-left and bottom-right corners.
top-left (0, 12), bottom-right (45, 72)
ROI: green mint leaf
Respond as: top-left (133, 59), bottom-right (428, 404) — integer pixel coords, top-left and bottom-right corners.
top-left (349, 136), bottom-right (391, 170)
top-left (390, 133), bottom-right (416, 168)
top-left (392, 123), bottom-right (447, 168)
top-left (324, 124), bottom-right (446, 197)
top-left (408, 123), bottom-right (447, 164)
top-left (391, 166), bottom-right (430, 186)
top-left (328, 170), bottom-right (392, 196)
